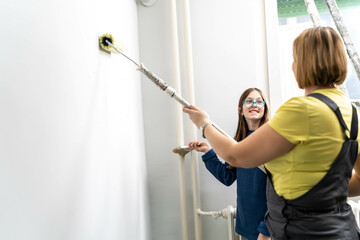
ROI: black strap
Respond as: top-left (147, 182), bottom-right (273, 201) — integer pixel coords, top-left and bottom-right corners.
top-left (350, 105), bottom-right (358, 140)
top-left (308, 93), bottom-right (349, 131)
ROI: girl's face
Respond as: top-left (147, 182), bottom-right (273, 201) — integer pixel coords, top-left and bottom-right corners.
top-left (240, 90), bottom-right (265, 121)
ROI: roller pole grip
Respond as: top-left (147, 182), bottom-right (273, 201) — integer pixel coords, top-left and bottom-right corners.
top-left (137, 63), bottom-right (191, 107)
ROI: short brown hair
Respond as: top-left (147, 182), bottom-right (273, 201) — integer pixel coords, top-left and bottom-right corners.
top-left (293, 27), bottom-right (347, 89)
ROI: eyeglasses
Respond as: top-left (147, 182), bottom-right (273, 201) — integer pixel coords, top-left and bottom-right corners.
top-left (242, 100), bottom-right (266, 108)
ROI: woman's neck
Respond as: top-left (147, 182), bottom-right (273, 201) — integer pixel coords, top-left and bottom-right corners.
top-left (304, 85), bottom-right (336, 95)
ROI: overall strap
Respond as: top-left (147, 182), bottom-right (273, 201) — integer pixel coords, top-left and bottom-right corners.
top-left (308, 93), bottom-right (349, 131)
top-left (350, 104), bottom-right (358, 140)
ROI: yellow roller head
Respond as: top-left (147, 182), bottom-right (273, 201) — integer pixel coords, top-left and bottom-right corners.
top-left (99, 33), bottom-right (124, 54)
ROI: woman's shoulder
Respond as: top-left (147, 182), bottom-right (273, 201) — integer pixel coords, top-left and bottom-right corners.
top-left (269, 96), bottom-right (310, 144)
top-left (278, 88), bottom-right (348, 113)
top-left (275, 96), bottom-right (309, 115)
top-left (285, 95), bottom-right (308, 104)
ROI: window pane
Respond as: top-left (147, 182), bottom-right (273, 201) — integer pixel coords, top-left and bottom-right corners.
top-left (276, 5), bottom-right (360, 107)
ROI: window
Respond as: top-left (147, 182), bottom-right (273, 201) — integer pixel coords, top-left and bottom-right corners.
top-left (275, 1), bottom-right (360, 108)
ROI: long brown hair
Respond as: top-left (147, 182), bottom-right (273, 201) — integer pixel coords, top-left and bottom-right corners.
top-left (234, 88), bottom-right (270, 142)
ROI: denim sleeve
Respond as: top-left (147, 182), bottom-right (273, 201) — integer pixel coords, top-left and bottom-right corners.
top-left (257, 220), bottom-right (270, 237)
top-left (201, 149), bottom-right (237, 186)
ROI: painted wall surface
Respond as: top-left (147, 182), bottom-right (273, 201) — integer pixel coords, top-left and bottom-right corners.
top-left (0, 0), bottom-right (150, 239)
top-left (137, 1), bottom-right (269, 239)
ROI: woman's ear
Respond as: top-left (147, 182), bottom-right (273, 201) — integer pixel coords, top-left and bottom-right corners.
top-left (238, 107), bottom-right (243, 115)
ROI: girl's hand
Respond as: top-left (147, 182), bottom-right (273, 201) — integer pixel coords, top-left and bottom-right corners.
top-left (187, 141), bottom-right (211, 153)
top-left (183, 105), bottom-right (209, 129)
top-left (257, 233), bottom-right (271, 240)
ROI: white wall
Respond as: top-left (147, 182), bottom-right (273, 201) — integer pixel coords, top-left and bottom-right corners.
top-left (137, 1), bottom-right (269, 239)
top-left (0, 0), bottom-right (150, 239)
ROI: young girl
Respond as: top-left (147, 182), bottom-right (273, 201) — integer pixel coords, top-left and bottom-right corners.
top-left (188, 88), bottom-right (271, 240)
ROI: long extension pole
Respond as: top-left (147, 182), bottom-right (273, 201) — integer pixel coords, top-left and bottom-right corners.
top-left (104, 40), bottom-right (235, 140)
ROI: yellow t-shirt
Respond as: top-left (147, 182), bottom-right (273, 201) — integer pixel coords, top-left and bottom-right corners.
top-left (265, 88), bottom-right (360, 200)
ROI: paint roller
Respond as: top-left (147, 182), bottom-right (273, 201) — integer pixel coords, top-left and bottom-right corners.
top-left (99, 33), bottom-right (266, 172)
top-left (98, 33), bottom-right (234, 140)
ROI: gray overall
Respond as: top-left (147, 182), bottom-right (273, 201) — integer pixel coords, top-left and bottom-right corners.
top-left (265, 93), bottom-right (359, 240)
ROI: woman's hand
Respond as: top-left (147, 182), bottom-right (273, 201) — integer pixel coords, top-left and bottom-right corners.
top-left (187, 141), bottom-right (211, 153)
top-left (183, 105), bottom-right (209, 129)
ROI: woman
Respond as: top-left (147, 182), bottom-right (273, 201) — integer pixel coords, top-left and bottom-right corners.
top-left (184, 27), bottom-right (360, 239)
top-left (188, 88), bottom-right (270, 240)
